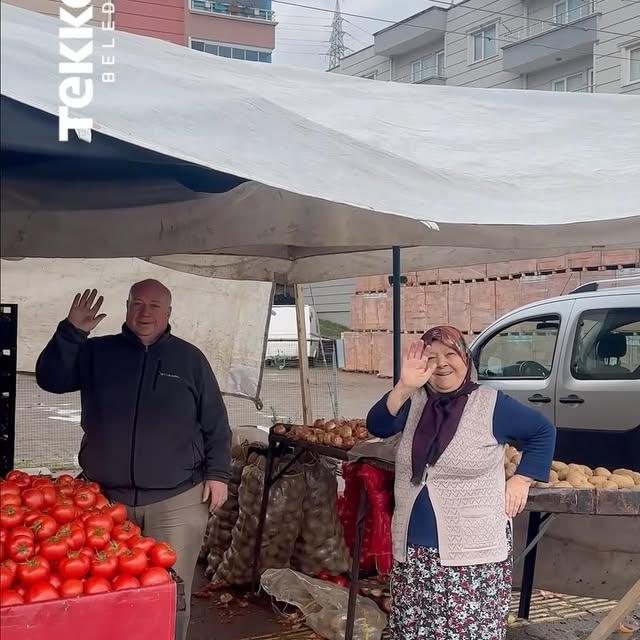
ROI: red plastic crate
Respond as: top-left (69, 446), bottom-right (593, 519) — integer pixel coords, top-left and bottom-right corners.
top-left (0, 581), bottom-right (177, 640)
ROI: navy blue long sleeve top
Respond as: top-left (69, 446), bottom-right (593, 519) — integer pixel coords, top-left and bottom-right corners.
top-left (366, 389), bottom-right (556, 549)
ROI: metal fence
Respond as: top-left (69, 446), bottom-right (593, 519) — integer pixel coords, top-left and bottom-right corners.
top-left (14, 340), bottom-right (339, 471)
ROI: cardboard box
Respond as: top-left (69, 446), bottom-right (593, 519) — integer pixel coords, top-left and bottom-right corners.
top-left (448, 283), bottom-right (471, 333)
top-left (403, 286), bottom-right (426, 332)
top-left (438, 264), bottom-right (487, 282)
top-left (470, 281), bottom-right (496, 332)
top-left (425, 285), bottom-right (449, 327)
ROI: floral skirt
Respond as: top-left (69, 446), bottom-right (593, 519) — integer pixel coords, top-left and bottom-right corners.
top-left (388, 528), bottom-right (512, 640)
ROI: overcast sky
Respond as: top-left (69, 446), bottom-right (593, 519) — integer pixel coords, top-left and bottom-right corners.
top-left (271, 0), bottom-right (433, 70)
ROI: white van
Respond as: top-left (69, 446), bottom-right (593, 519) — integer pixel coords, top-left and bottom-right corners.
top-left (265, 305), bottom-right (321, 369)
top-left (470, 278), bottom-right (640, 470)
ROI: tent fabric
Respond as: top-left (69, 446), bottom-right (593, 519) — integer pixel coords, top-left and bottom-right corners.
top-left (1, 258), bottom-right (273, 402)
top-left (2, 3), bottom-right (640, 284)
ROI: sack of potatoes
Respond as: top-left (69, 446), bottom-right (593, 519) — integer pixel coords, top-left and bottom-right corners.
top-left (213, 455), bottom-right (307, 586)
top-left (291, 457), bottom-right (351, 576)
top-left (504, 447), bottom-right (640, 490)
top-left (272, 418), bottom-right (370, 450)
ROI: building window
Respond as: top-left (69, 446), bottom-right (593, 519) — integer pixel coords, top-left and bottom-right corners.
top-left (190, 38), bottom-right (272, 63)
top-left (629, 46), bottom-right (640, 84)
top-left (553, 0), bottom-right (591, 24)
top-left (190, 0), bottom-right (274, 22)
top-left (411, 51), bottom-right (446, 82)
top-left (435, 50), bottom-right (445, 78)
top-left (471, 23), bottom-right (498, 63)
top-left (552, 71), bottom-right (589, 92)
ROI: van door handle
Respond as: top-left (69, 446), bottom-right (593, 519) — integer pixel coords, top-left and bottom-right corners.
top-left (528, 394), bottom-right (551, 404)
top-left (559, 395), bottom-right (585, 404)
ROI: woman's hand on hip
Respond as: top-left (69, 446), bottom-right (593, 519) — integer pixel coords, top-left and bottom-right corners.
top-left (505, 474), bottom-right (533, 518)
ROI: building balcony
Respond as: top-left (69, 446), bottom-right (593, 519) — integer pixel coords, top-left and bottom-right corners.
top-left (502, 1), bottom-right (599, 74)
top-left (190, 0), bottom-right (274, 22)
top-left (374, 7), bottom-right (447, 57)
top-left (412, 69), bottom-right (446, 85)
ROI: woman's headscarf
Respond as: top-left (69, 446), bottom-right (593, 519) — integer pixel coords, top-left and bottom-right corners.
top-left (411, 325), bottom-right (479, 485)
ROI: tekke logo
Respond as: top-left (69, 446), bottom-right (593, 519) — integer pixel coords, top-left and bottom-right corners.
top-left (58, 0), bottom-right (116, 142)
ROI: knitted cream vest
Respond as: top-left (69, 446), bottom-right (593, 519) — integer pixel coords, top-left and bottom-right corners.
top-left (391, 385), bottom-right (509, 566)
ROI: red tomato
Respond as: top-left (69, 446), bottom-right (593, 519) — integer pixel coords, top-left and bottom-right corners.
top-left (73, 490), bottom-right (96, 510)
top-left (112, 521), bottom-right (141, 543)
top-left (55, 474), bottom-right (75, 485)
top-left (6, 471), bottom-right (30, 490)
top-left (90, 552), bottom-right (118, 580)
top-left (0, 529), bottom-right (6, 544)
top-left (21, 489), bottom-right (45, 511)
top-left (49, 574), bottom-right (63, 590)
top-left (0, 543), bottom-right (4, 561)
top-left (60, 578), bottom-right (84, 598)
top-left (0, 481), bottom-right (21, 497)
top-left (8, 526), bottom-right (35, 543)
top-left (84, 577), bottom-right (111, 595)
top-left (86, 527), bottom-right (110, 551)
top-left (105, 540), bottom-right (128, 557)
top-left (79, 548), bottom-right (94, 562)
top-left (59, 552), bottom-right (90, 580)
top-left (0, 505), bottom-right (24, 529)
top-left (129, 536), bottom-right (156, 554)
top-left (8, 537), bottom-right (35, 562)
top-left (40, 536), bottom-right (69, 562)
top-left (16, 556), bottom-right (51, 586)
top-left (103, 502), bottom-right (127, 525)
top-left (149, 542), bottom-right (177, 569)
top-left (139, 567), bottom-right (171, 587)
top-left (31, 515), bottom-right (58, 541)
top-left (1, 559), bottom-right (17, 579)
top-left (0, 590), bottom-right (24, 606)
top-left (94, 494), bottom-right (109, 510)
top-left (23, 510), bottom-right (43, 527)
top-left (112, 574), bottom-right (140, 590)
top-left (50, 501), bottom-right (77, 525)
top-left (85, 514), bottom-right (114, 533)
top-left (0, 493), bottom-right (21, 508)
top-left (1, 562), bottom-right (15, 591)
top-left (57, 523), bottom-right (86, 551)
top-left (15, 585), bottom-right (27, 598)
top-left (56, 484), bottom-right (75, 498)
top-left (25, 581), bottom-right (59, 603)
top-left (31, 478), bottom-right (54, 489)
top-left (118, 548), bottom-right (148, 576)
top-left (40, 486), bottom-right (57, 508)
top-left (85, 482), bottom-right (101, 494)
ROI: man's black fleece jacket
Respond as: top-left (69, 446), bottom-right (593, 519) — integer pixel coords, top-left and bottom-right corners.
top-left (36, 319), bottom-right (231, 506)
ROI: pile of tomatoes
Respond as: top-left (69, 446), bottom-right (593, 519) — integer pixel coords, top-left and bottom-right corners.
top-left (1, 470), bottom-right (176, 606)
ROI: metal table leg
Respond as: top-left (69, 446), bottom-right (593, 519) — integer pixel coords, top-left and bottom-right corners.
top-left (251, 440), bottom-right (276, 593)
top-left (518, 511), bottom-right (541, 619)
top-left (345, 481), bottom-right (368, 640)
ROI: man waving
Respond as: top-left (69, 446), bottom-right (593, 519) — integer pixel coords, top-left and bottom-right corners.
top-left (36, 280), bottom-right (231, 640)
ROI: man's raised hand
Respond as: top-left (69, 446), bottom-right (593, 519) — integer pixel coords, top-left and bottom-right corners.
top-left (67, 289), bottom-right (107, 333)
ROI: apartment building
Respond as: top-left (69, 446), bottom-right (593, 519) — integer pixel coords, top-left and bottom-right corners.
top-left (331, 0), bottom-right (640, 95)
top-left (6, 0), bottom-right (276, 62)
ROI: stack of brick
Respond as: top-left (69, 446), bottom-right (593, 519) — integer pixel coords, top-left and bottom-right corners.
top-left (342, 249), bottom-right (640, 377)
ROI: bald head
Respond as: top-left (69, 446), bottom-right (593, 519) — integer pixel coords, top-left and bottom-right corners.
top-left (126, 279), bottom-right (172, 345)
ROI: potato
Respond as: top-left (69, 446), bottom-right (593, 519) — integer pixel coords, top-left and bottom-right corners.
top-left (567, 463), bottom-right (585, 475)
top-left (557, 468), bottom-right (570, 481)
top-left (272, 424), bottom-right (287, 435)
top-left (613, 468), bottom-right (635, 478)
top-left (594, 467), bottom-right (611, 477)
top-left (610, 474), bottom-right (634, 489)
top-left (332, 435), bottom-right (344, 448)
top-left (588, 476), bottom-right (609, 487)
top-left (553, 481), bottom-right (573, 488)
top-left (548, 470), bottom-right (559, 483)
top-left (551, 461), bottom-right (568, 472)
top-left (535, 482), bottom-right (551, 488)
top-left (632, 472), bottom-right (640, 486)
top-left (505, 462), bottom-right (517, 478)
top-left (343, 437), bottom-right (356, 449)
top-left (580, 465), bottom-right (594, 477)
top-left (602, 480), bottom-right (619, 489)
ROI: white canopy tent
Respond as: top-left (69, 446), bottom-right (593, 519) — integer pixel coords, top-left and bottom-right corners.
top-left (2, 2), bottom-right (640, 285)
top-left (2, 3), bottom-right (640, 420)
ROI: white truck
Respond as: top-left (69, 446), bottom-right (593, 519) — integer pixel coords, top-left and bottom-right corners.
top-left (265, 305), bottom-right (321, 369)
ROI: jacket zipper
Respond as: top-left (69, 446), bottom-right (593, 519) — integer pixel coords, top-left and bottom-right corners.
top-left (130, 346), bottom-right (148, 506)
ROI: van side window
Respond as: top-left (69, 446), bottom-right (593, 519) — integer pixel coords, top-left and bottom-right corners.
top-left (571, 308), bottom-right (640, 380)
top-left (476, 315), bottom-right (560, 380)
